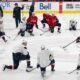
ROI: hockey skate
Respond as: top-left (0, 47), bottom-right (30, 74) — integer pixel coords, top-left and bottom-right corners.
top-left (41, 71), bottom-right (45, 77)
top-left (57, 30), bottom-right (61, 33)
top-left (3, 65), bottom-right (7, 71)
top-left (26, 61), bottom-right (33, 72)
top-left (51, 65), bottom-right (55, 72)
top-left (30, 33), bottom-right (34, 36)
top-left (51, 68), bottom-right (55, 72)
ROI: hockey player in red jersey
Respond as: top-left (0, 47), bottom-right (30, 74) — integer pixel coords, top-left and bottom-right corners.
top-left (41, 13), bottom-right (61, 33)
top-left (26, 12), bottom-right (38, 36)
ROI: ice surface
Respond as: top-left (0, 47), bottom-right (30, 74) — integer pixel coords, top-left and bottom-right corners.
top-left (0, 14), bottom-right (80, 80)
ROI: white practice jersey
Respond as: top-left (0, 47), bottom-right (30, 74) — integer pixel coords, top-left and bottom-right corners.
top-left (69, 20), bottom-right (77, 28)
top-left (37, 49), bottom-right (54, 67)
top-left (78, 54), bottom-right (80, 66)
top-left (19, 20), bottom-right (26, 31)
top-left (0, 18), bottom-right (4, 32)
top-left (13, 44), bottom-right (28, 55)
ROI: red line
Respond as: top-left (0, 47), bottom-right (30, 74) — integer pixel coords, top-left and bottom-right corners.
top-left (59, 2), bottom-right (63, 14)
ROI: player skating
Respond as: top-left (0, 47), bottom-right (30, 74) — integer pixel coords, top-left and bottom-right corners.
top-left (37, 45), bottom-right (55, 77)
top-left (3, 41), bottom-right (33, 71)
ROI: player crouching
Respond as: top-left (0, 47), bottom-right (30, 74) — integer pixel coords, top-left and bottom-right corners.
top-left (26, 12), bottom-right (38, 36)
top-left (3, 41), bottom-right (33, 71)
top-left (37, 45), bottom-right (55, 77)
top-left (41, 13), bottom-right (61, 33)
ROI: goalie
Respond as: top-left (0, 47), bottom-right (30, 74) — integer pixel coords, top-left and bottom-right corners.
top-left (69, 19), bottom-right (77, 31)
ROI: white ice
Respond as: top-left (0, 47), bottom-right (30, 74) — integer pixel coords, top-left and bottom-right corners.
top-left (0, 14), bottom-right (80, 80)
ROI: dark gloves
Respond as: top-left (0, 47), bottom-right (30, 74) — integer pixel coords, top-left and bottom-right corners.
top-left (24, 47), bottom-right (27, 49)
top-left (36, 25), bottom-right (38, 29)
top-left (13, 15), bottom-right (15, 18)
top-left (77, 65), bottom-right (80, 70)
top-left (76, 36), bottom-right (80, 43)
top-left (37, 64), bottom-right (40, 68)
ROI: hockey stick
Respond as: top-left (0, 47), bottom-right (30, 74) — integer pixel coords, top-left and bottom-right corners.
top-left (40, 29), bottom-right (49, 36)
top-left (68, 69), bottom-right (77, 74)
top-left (13, 34), bottom-right (19, 40)
top-left (26, 67), bottom-right (37, 72)
top-left (62, 39), bottom-right (76, 49)
top-left (38, 28), bottom-right (47, 32)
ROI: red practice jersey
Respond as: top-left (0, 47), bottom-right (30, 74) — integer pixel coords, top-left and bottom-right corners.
top-left (27, 16), bottom-right (38, 26)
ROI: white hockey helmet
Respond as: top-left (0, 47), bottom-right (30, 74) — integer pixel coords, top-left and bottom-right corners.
top-left (22, 40), bottom-right (27, 46)
top-left (22, 16), bottom-right (26, 21)
top-left (41, 45), bottom-right (45, 50)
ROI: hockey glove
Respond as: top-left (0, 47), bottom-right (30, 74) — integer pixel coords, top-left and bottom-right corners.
top-left (76, 37), bottom-right (80, 43)
top-left (77, 65), bottom-right (80, 70)
top-left (37, 64), bottom-right (40, 68)
top-left (36, 25), bottom-right (38, 29)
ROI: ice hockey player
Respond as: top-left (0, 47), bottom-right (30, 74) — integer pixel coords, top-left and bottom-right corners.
top-left (76, 54), bottom-right (80, 70)
top-left (13, 3), bottom-right (24, 28)
top-left (76, 36), bottom-right (80, 43)
top-left (37, 45), bottom-right (55, 77)
top-left (69, 19), bottom-right (77, 31)
top-left (17, 16), bottom-right (26, 37)
top-left (26, 12), bottom-right (38, 36)
top-left (0, 16), bottom-right (7, 42)
top-left (41, 13), bottom-right (61, 33)
top-left (29, 2), bottom-right (35, 16)
top-left (3, 40), bottom-right (33, 71)
top-left (0, 6), bottom-right (3, 18)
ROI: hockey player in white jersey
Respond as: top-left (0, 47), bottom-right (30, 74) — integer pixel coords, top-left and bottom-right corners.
top-left (0, 17), bottom-right (7, 42)
top-left (77, 54), bottom-right (80, 70)
top-left (3, 40), bottom-right (33, 71)
top-left (17, 17), bottom-right (26, 37)
top-left (37, 45), bottom-right (55, 77)
top-left (69, 19), bottom-right (77, 31)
